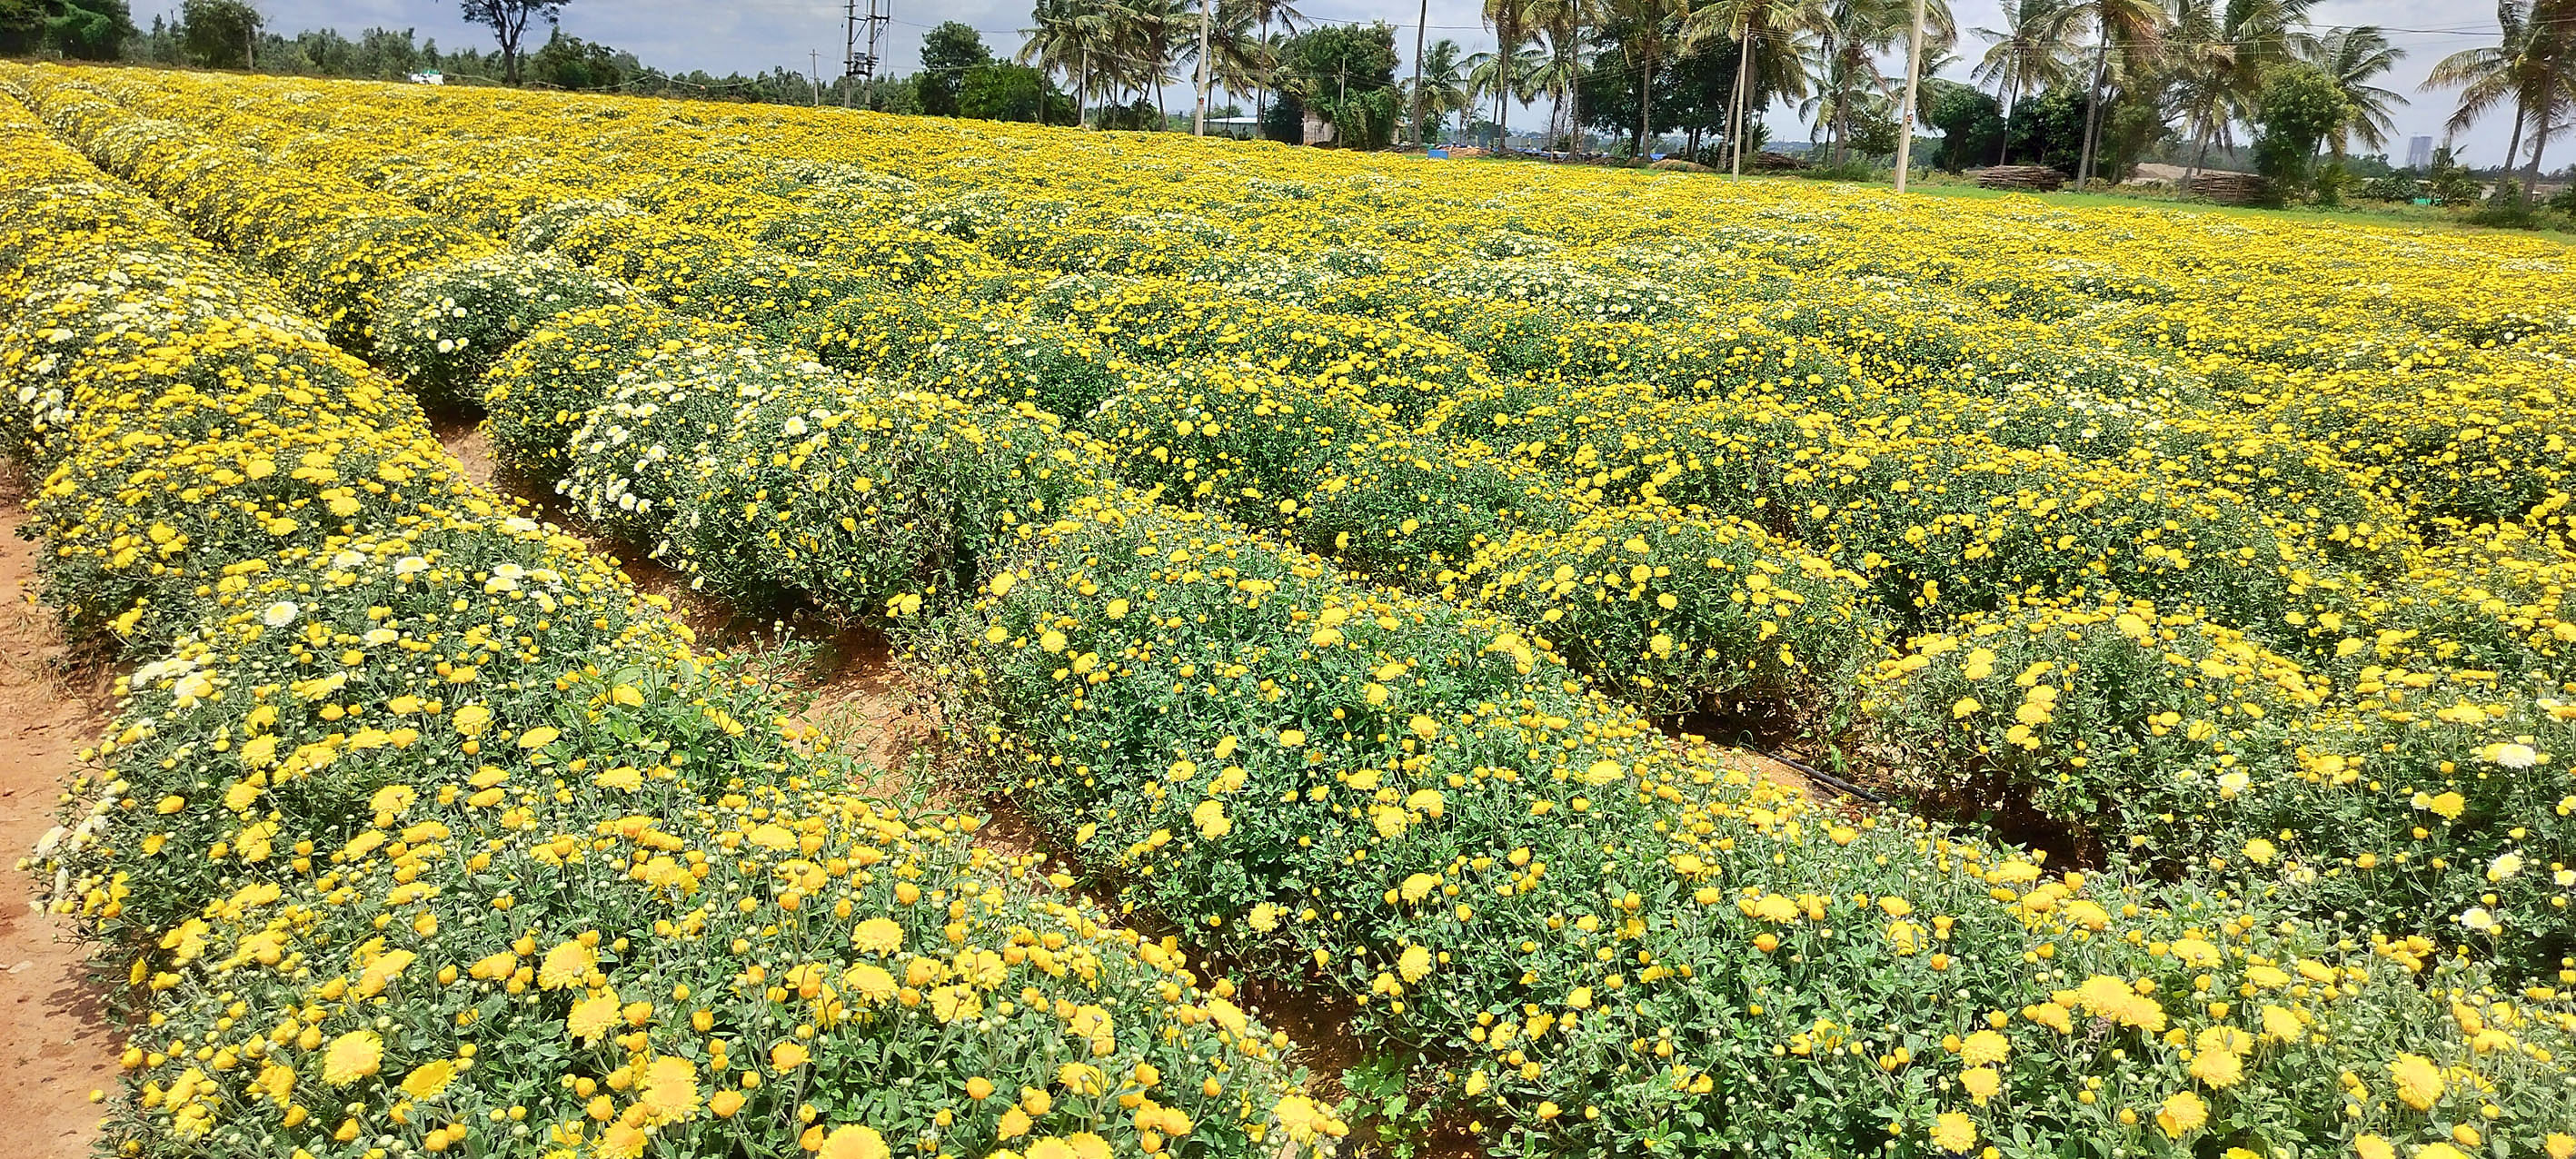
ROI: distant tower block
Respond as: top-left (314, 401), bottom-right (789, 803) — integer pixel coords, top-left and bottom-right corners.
top-left (2407, 135), bottom-right (2432, 170)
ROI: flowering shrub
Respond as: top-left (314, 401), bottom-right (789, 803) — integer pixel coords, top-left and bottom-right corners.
top-left (20, 60), bottom-right (2576, 1159)
top-left (373, 251), bottom-right (631, 411)
top-left (479, 302), bottom-right (742, 484)
top-left (1461, 502), bottom-right (1881, 722)
top-left (0, 82), bottom-right (1326, 1159)
top-left (1868, 599), bottom-right (2576, 978)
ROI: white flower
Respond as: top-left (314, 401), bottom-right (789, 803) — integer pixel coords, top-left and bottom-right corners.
top-left (262, 601), bottom-right (299, 628)
top-left (393, 556), bottom-right (430, 576)
top-left (2458, 906), bottom-right (2500, 933)
top-left (2489, 852), bottom-right (2524, 882)
top-left (363, 628), bottom-right (399, 646)
top-left (2491, 743), bottom-right (2539, 769)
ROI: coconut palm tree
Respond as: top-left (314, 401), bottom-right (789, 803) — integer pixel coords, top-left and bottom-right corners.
top-left (2425, 0), bottom-right (2576, 207)
top-left (1022, 0), bottom-right (1128, 124)
top-left (1484, 0), bottom-right (1542, 144)
top-left (1602, 0), bottom-right (1687, 154)
top-left (1468, 41), bottom-right (1549, 142)
top-left (1413, 36), bottom-right (1477, 142)
top-left (2063, 0), bottom-right (2164, 185)
top-left (1803, 0), bottom-right (1953, 164)
top-left (1972, 0), bottom-right (2077, 161)
top-left (1526, 0), bottom-right (1602, 152)
top-left (2303, 25), bottom-right (2408, 158)
top-left (1682, 0), bottom-right (1828, 175)
top-left (2159, 0), bottom-right (2309, 179)
top-left (1203, 0), bottom-right (1271, 108)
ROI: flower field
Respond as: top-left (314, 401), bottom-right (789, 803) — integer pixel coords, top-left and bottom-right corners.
top-left (3, 61), bottom-right (2574, 1159)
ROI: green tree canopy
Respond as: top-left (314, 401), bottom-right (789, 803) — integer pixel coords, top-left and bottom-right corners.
top-left (1278, 21), bottom-right (1400, 147)
top-left (0, 0), bottom-right (134, 58)
top-left (177, 0), bottom-right (260, 67)
top-left (919, 21), bottom-right (992, 116)
top-left (2251, 62), bottom-right (2351, 201)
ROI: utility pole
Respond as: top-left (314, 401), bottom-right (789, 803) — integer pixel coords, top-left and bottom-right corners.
top-left (1893, 0), bottom-right (1924, 193)
top-left (809, 50), bottom-right (823, 106)
top-left (1408, 0), bottom-right (1427, 145)
top-left (1192, 0), bottom-right (1213, 134)
top-left (841, 0), bottom-right (890, 109)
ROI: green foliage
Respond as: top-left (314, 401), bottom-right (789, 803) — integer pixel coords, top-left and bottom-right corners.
top-left (0, 0), bottom-right (134, 58)
top-left (1278, 22), bottom-right (1402, 149)
top-left (1924, 78), bottom-right (2004, 172)
top-left (176, 0), bottom-right (258, 67)
top-left (958, 61), bottom-right (1072, 124)
top-left (915, 20), bottom-right (989, 117)
top-left (2252, 64), bottom-right (2351, 204)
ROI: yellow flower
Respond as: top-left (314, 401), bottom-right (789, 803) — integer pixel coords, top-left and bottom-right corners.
top-left (814, 1124), bottom-right (890, 1159)
top-left (1957, 1029), bottom-right (2008, 1066)
top-left (1273, 1094), bottom-right (1339, 1142)
top-left (2189, 1045), bottom-right (2244, 1089)
top-left (537, 939), bottom-right (592, 989)
top-left (2388, 1053), bottom-right (2442, 1111)
top-left (772, 1041), bottom-right (811, 1071)
top-left (567, 993), bottom-right (620, 1042)
top-left (2353, 1136), bottom-right (2395, 1159)
top-left (321, 1030), bottom-right (383, 1086)
top-left (2155, 1090), bottom-right (2208, 1138)
top-left (398, 1058), bottom-right (456, 1101)
top-left (1397, 945), bottom-right (1432, 984)
top-left (851, 917), bottom-right (903, 955)
top-left (1930, 1111), bottom-right (1976, 1153)
top-left (638, 1055), bottom-right (701, 1124)
top-left (1960, 1066), bottom-right (2001, 1103)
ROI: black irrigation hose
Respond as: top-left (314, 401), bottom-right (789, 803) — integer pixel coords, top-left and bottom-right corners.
top-left (1736, 740), bottom-right (1890, 806)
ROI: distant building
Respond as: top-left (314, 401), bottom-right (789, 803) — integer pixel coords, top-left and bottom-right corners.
top-left (2407, 135), bottom-right (2432, 169)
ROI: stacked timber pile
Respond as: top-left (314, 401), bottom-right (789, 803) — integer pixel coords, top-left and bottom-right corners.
top-left (1651, 158), bottom-right (1714, 173)
top-left (1976, 164), bottom-right (2066, 192)
top-left (1752, 151), bottom-right (1806, 171)
top-left (2188, 173), bottom-right (2273, 205)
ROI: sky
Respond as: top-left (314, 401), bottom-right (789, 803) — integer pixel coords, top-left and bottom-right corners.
top-left (231, 0), bottom-right (2525, 164)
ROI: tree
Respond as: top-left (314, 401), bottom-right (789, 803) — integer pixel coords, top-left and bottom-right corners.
top-left (2424, 0), bottom-right (2576, 210)
top-left (1019, 0), bottom-right (1116, 125)
top-left (1923, 76), bottom-right (2004, 170)
top-left (960, 60), bottom-right (1074, 122)
top-left (460, 0), bottom-right (564, 84)
top-left (1594, 0), bottom-right (1683, 154)
top-left (2061, 0), bottom-right (2163, 185)
top-left (2303, 25), bottom-right (2406, 159)
top-left (2250, 63), bottom-right (2347, 203)
top-left (1411, 37), bottom-right (1477, 142)
top-left (1970, 0), bottom-right (2074, 163)
top-left (1483, 0), bottom-right (1538, 144)
top-left (1804, 0), bottom-right (1952, 165)
top-left (0, 0), bottom-right (134, 58)
top-left (526, 27), bottom-right (635, 90)
top-left (1682, 0), bottom-right (1827, 175)
top-left (178, 0), bottom-right (260, 67)
top-left (918, 22), bottom-right (992, 116)
top-left (1278, 22), bottom-right (1401, 147)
